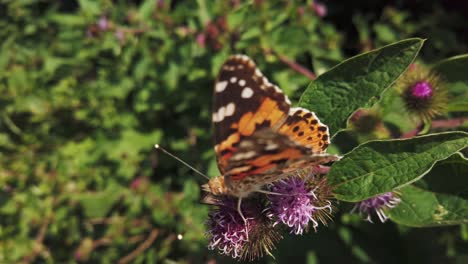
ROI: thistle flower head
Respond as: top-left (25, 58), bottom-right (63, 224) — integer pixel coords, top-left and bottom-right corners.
top-left (352, 192), bottom-right (401, 223)
top-left (206, 197), bottom-right (252, 259)
top-left (349, 109), bottom-right (383, 134)
top-left (267, 173), bottom-right (333, 235)
top-left (206, 196), bottom-right (281, 261)
top-left (398, 65), bottom-right (448, 120)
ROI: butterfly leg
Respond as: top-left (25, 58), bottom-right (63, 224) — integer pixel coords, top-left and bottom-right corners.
top-left (237, 197), bottom-right (247, 223)
top-left (237, 197), bottom-right (250, 241)
top-left (256, 189), bottom-right (289, 196)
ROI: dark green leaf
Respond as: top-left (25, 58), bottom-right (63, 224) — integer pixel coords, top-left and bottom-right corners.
top-left (299, 38), bottom-right (424, 136)
top-left (432, 54), bottom-right (468, 112)
top-left (389, 185), bottom-right (468, 227)
top-left (432, 54), bottom-right (468, 85)
top-left (388, 153), bottom-right (468, 226)
top-left (327, 132), bottom-right (468, 202)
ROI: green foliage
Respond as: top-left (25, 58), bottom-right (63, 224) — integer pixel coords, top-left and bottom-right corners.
top-left (0, 0), bottom-right (467, 263)
top-left (388, 153), bottom-right (468, 226)
top-left (327, 132), bottom-right (468, 202)
top-left (299, 38), bottom-right (423, 136)
top-left (433, 54), bottom-right (468, 112)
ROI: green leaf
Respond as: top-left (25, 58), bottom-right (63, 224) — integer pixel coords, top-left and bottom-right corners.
top-left (415, 152), bottom-right (468, 197)
top-left (227, 3), bottom-right (250, 29)
top-left (432, 54), bottom-right (468, 113)
top-left (312, 56), bottom-right (340, 76)
top-left (196, 0), bottom-right (210, 26)
top-left (78, 0), bottom-right (101, 16)
top-left (388, 152), bottom-right (468, 226)
top-left (389, 185), bottom-right (468, 227)
top-left (74, 184), bottom-right (125, 218)
top-left (432, 54), bottom-right (468, 85)
top-left (327, 131), bottom-right (468, 202)
top-left (139, 0), bottom-right (156, 20)
top-left (299, 38), bottom-right (424, 136)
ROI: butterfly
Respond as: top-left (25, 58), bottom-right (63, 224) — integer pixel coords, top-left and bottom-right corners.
top-left (202, 55), bottom-right (339, 221)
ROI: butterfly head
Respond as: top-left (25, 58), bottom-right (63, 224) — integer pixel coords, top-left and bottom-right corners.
top-left (202, 176), bottom-right (228, 195)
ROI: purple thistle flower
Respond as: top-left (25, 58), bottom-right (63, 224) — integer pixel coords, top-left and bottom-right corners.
top-left (352, 192), bottom-right (401, 223)
top-left (267, 177), bottom-right (331, 235)
top-left (206, 197), bottom-right (256, 259)
top-left (398, 65), bottom-right (448, 120)
top-left (411, 81), bottom-right (433, 99)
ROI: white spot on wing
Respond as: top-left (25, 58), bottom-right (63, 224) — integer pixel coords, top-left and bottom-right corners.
top-left (215, 106), bottom-right (226, 122)
top-left (239, 79), bottom-right (246, 86)
top-left (255, 69), bottom-right (262, 77)
top-left (230, 77), bottom-right (238, 83)
top-left (241, 87), bottom-right (254, 98)
top-left (265, 143), bottom-right (279, 151)
top-left (225, 102), bottom-right (235, 117)
top-left (215, 81), bottom-right (228, 92)
top-left (231, 150), bottom-right (257, 161)
top-left (240, 140), bottom-right (253, 148)
top-left (213, 103), bottom-right (235, 122)
top-left (223, 66), bottom-right (235, 71)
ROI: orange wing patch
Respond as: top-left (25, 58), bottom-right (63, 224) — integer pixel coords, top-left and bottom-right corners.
top-left (278, 107), bottom-right (330, 153)
top-left (215, 97), bottom-right (288, 173)
top-left (237, 97), bottom-right (287, 137)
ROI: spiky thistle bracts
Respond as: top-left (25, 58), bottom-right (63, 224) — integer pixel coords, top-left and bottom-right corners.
top-left (397, 64), bottom-right (448, 120)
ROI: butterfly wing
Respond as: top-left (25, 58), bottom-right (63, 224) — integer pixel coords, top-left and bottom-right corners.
top-left (213, 55), bottom-right (291, 173)
top-left (277, 107), bottom-right (330, 153)
top-left (222, 129), bottom-right (339, 197)
top-left (212, 55), bottom-right (335, 197)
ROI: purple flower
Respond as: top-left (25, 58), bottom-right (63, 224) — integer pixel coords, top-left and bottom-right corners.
top-left (115, 30), bottom-right (125, 44)
top-left (398, 65), bottom-right (448, 120)
top-left (196, 33), bottom-right (206, 47)
top-left (411, 81), bottom-right (433, 99)
top-left (206, 197), bottom-right (255, 259)
top-left (98, 16), bottom-right (109, 31)
top-left (267, 177), bottom-right (331, 235)
top-left (312, 2), bottom-right (327, 17)
top-left (352, 192), bottom-right (401, 223)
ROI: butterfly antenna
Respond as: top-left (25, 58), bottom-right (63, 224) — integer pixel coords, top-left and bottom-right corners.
top-left (154, 144), bottom-right (210, 180)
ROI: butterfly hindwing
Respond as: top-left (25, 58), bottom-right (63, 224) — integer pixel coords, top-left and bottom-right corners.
top-left (222, 129), bottom-right (339, 197)
top-left (213, 55), bottom-right (291, 173)
top-left (278, 107), bottom-right (330, 153)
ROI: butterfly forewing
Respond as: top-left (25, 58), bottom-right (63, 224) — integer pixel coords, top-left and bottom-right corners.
top-left (213, 55), bottom-right (291, 173)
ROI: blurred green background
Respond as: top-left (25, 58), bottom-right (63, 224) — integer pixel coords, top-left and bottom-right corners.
top-left (0, 0), bottom-right (467, 263)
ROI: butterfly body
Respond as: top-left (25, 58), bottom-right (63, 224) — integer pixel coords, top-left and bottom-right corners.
top-left (204, 55), bottom-right (338, 200)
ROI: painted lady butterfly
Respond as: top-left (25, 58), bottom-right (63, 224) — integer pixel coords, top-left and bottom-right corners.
top-left (202, 55), bottom-right (339, 220)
